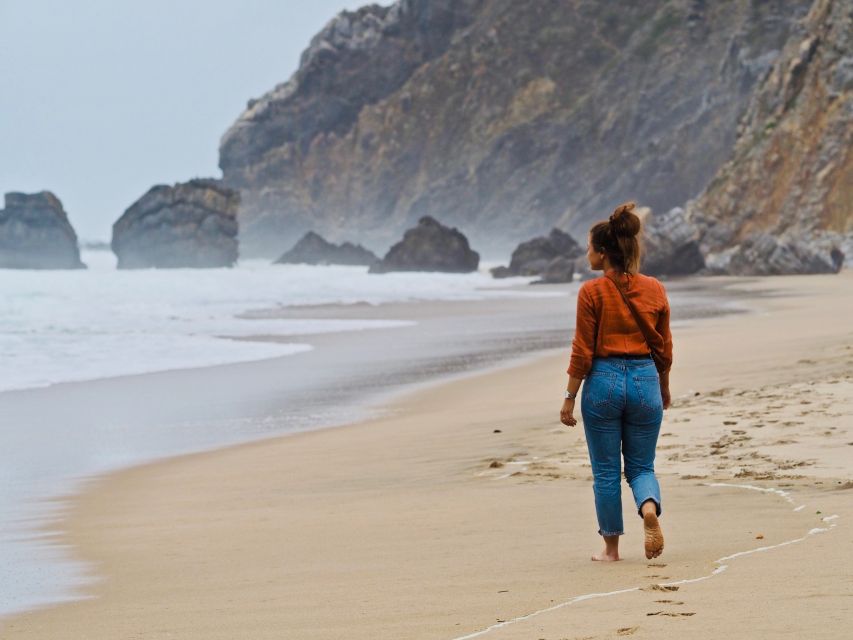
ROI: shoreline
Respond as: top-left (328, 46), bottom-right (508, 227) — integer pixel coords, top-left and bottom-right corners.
top-left (3, 272), bottom-right (852, 637)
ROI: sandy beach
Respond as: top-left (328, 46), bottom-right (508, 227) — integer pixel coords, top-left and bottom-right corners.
top-left (2, 271), bottom-right (852, 638)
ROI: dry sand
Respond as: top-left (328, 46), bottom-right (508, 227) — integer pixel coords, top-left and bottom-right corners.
top-left (2, 272), bottom-right (852, 639)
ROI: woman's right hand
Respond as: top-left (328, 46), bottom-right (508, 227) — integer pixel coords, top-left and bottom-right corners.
top-left (661, 385), bottom-right (671, 410)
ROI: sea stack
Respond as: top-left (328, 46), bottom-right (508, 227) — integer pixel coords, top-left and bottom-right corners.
top-left (491, 228), bottom-right (583, 280)
top-left (275, 231), bottom-right (378, 266)
top-left (0, 191), bottom-right (86, 269)
top-left (112, 179), bottom-right (239, 269)
top-left (369, 216), bottom-right (479, 273)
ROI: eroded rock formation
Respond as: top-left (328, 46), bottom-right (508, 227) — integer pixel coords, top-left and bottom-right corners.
top-left (112, 179), bottom-right (239, 269)
top-left (369, 216), bottom-right (479, 273)
top-left (274, 231), bottom-right (378, 266)
top-left (0, 191), bottom-right (86, 269)
top-left (492, 228), bottom-right (583, 280)
top-left (703, 231), bottom-right (844, 275)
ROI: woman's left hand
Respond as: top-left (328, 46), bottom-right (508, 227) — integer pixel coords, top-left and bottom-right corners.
top-left (560, 399), bottom-right (577, 427)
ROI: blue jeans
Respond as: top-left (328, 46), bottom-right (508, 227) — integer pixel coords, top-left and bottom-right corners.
top-left (580, 356), bottom-right (663, 537)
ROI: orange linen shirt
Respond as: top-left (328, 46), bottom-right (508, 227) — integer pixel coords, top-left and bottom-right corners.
top-left (568, 270), bottom-right (673, 379)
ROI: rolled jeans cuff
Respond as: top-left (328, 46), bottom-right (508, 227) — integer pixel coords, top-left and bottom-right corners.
top-left (636, 496), bottom-right (662, 517)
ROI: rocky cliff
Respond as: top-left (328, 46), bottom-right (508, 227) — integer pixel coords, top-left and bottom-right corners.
top-left (0, 192), bottom-right (86, 269)
top-left (686, 0), bottom-right (852, 272)
top-left (220, 0), bottom-right (812, 258)
top-left (112, 179), bottom-right (239, 269)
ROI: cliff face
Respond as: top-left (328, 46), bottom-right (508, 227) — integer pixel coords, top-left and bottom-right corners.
top-left (687, 0), bottom-right (852, 262)
top-left (220, 0), bottom-right (812, 258)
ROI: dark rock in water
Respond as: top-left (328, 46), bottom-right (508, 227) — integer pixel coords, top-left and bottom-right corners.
top-left (490, 265), bottom-right (513, 278)
top-left (533, 256), bottom-right (575, 284)
top-left (275, 231), bottom-right (378, 266)
top-left (492, 228), bottom-right (583, 279)
top-left (369, 216), bottom-right (479, 273)
top-left (642, 207), bottom-right (705, 276)
top-left (0, 191), bottom-right (86, 269)
top-left (510, 229), bottom-right (584, 275)
top-left (112, 179), bottom-right (239, 269)
top-left (704, 232), bottom-right (845, 276)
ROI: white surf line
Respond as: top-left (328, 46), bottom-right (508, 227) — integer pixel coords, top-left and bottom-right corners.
top-left (704, 481), bottom-right (796, 505)
top-left (450, 586), bottom-right (642, 640)
top-left (448, 484), bottom-right (838, 640)
top-left (657, 564), bottom-right (730, 588)
top-left (714, 519), bottom-right (837, 564)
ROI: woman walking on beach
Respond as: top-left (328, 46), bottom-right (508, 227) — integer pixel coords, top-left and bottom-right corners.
top-left (559, 202), bottom-right (673, 562)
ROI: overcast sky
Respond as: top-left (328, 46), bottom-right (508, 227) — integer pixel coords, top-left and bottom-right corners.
top-left (0, 0), bottom-right (389, 241)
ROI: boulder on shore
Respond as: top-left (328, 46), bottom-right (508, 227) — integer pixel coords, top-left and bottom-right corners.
top-left (112, 179), bottom-right (239, 269)
top-left (275, 231), bottom-right (378, 266)
top-left (369, 216), bottom-right (479, 273)
top-left (703, 231), bottom-right (845, 276)
top-left (0, 191), bottom-right (86, 269)
top-left (642, 207), bottom-right (706, 276)
top-left (492, 229), bottom-right (583, 282)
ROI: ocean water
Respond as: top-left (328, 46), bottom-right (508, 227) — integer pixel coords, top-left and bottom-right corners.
top-left (0, 250), bottom-right (540, 393)
top-left (0, 250), bottom-right (749, 622)
top-left (0, 249), bottom-right (558, 620)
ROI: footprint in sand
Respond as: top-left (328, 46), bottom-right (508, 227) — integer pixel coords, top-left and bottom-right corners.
top-left (647, 562), bottom-right (667, 568)
top-left (654, 600), bottom-right (685, 605)
top-left (642, 584), bottom-right (679, 592)
top-left (617, 627), bottom-right (639, 636)
top-left (647, 611), bottom-right (696, 617)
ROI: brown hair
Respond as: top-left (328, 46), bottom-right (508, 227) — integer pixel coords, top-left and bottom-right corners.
top-left (589, 201), bottom-right (643, 274)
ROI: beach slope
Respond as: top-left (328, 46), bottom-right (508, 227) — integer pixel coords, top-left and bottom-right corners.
top-left (3, 272), bottom-right (852, 639)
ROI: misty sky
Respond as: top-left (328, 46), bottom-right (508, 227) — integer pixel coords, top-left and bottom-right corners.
top-left (0, 0), bottom-right (390, 241)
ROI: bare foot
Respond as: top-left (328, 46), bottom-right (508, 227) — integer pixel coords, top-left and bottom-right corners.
top-left (591, 549), bottom-right (621, 562)
top-left (644, 512), bottom-right (664, 559)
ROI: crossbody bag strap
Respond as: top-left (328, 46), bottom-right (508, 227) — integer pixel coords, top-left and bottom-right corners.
top-left (605, 274), bottom-right (666, 372)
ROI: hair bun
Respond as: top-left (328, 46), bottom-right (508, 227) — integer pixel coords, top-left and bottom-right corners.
top-left (609, 201), bottom-right (641, 238)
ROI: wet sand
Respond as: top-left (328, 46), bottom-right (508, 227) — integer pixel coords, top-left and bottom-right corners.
top-left (2, 271), bottom-right (852, 638)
